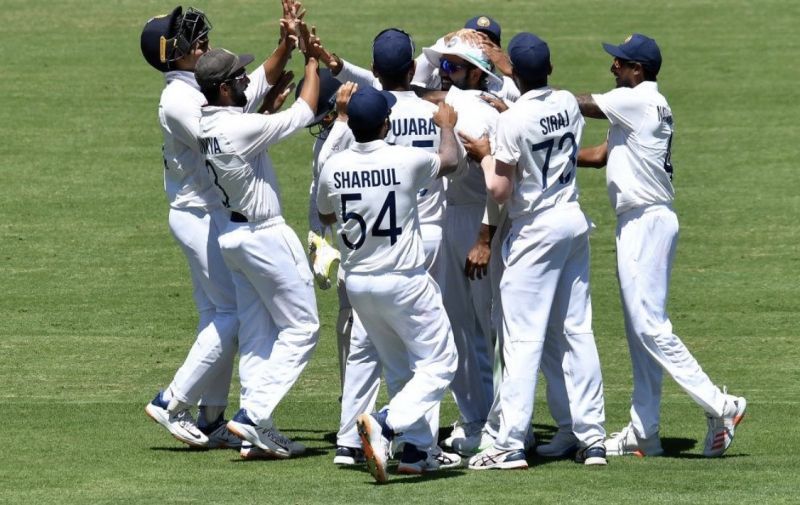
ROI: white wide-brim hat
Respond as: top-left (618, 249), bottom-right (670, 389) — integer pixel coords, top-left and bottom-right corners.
top-left (423, 34), bottom-right (502, 87)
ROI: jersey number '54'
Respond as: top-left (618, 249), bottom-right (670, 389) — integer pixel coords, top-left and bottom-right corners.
top-left (340, 191), bottom-right (402, 250)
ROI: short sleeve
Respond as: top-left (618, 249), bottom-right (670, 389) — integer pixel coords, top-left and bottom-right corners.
top-left (316, 162), bottom-right (335, 215)
top-left (593, 87), bottom-right (642, 131)
top-left (410, 149), bottom-right (441, 191)
top-left (492, 112), bottom-right (520, 166)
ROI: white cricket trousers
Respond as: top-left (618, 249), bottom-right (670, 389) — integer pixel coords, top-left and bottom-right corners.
top-left (166, 207), bottom-right (238, 408)
top-left (441, 203), bottom-right (494, 424)
top-left (483, 214), bottom-right (575, 439)
top-left (337, 225), bottom-right (445, 448)
top-left (616, 204), bottom-right (725, 437)
top-left (496, 203), bottom-right (605, 450)
top-left (218, 217), bottom-right (320, 426)
top-left (346, 269), bottom-right (457, 451)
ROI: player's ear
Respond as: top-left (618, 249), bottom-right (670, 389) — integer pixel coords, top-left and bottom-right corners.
top-left (407, 60), bottom-right (416, 79)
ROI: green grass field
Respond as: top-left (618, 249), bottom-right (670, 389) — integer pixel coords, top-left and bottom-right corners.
top-left (1, 0), bottom-right (798, 503)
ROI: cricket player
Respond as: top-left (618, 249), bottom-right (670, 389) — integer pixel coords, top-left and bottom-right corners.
top-left (419, 32), bottom-right (502, 451)
top-left (139, 3), bottom-right (294, 449)
top-left (412, 16), bottom-right (520, 103)
top-left (196, 30), bottom-right (321, 458)
top-left (317, 86), bottom-right (460, 483)
top-left (312, 28), bottom-right (457, 466)
top-left (575, 33), bottom-right (746, 458)
top-left (463, 33), bottom-right (607, 469)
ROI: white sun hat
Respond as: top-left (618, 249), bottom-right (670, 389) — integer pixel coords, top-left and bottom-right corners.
top-left (423, 30), bottom-right (503, 87)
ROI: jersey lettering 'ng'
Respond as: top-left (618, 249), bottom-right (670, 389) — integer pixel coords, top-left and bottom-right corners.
top-left (493, 88), bottom-right (583, 219)
top-left (317, 141), bottom-right (441, 274)
top-left (592, 81), bottom-right (675, 215)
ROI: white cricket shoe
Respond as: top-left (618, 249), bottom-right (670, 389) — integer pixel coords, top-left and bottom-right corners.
top-left (703, 392), bottom-right (747, 457)
top-left (442, 420), bottom-right (484, 454)
top-left (144, 391), bottom-right (209, 448)
top-left (357, 411), bottom-right (393, 484)
top-left (535, 430), bottom-right (578, 458)
top-left (468, 446), bottom-right (528, 470)
top-left (604, 422), bottom-right (664, 457)
top-left (308, 231), bottom-right (340, 290)
top-left (227, 409), bottom-right (301, 459)
top-left (397, 444), bottom-right (462, 474)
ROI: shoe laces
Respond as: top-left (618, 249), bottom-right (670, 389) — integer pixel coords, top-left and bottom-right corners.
top-left (174, 410), bottom-right (200, 431)
top-left (609, 422), bottom-right (633, 441)
top-left (259, 426), bottom-right (293, 448)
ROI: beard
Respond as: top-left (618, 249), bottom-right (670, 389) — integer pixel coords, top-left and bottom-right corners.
top-left (232, 86), bottom-right (248, 107)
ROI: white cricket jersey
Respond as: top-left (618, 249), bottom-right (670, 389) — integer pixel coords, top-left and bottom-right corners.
top-left (593, 81), bottom-right (675, 215)
top-left (198, 99), bottom-right (315, 222)
top-left (317, 79), bottom-right (446, 225)
top-left (411, 50), bottom-right (521, 102)
top-left (385, 91), bottom-right (444, 225)
top-left (317, 140), bottom-right (441, 274)
top-left (494, 87), bottom-right (583, 219)
top-left (445, 86), bottom-right (499, 205)
top-left (159, 66), bottom-right (272, 211)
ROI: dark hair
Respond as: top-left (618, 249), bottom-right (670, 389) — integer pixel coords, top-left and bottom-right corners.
top-left (200, 83), bottom-right (221, 104)
top-left (350, 122), bottom-right (386, 143)
top-left (643, 67), bottom-right (658, 81)
top-left (377, 70), bottom-right (408, 90)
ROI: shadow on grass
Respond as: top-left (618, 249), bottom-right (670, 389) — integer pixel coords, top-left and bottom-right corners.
top-left (367, 469), bottom-right (468, 486)
top-left (230, 447), bottom-right (328, 462)
top-left (149, 446), bottom-right (214, 452)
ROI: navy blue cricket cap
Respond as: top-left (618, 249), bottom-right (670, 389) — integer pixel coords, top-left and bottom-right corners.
top-left (296, 68), bottom-right (342, 124)
top-left (464, 15), bottom-right (501, 45)
top-left (347, 86), bottom-right (398, 131)
top-left (372, 28), bottom-right (415, 76)
top-left (508, 32), bottom-right (551, 81)
top-left (602, 33), bottom-right (662, 74)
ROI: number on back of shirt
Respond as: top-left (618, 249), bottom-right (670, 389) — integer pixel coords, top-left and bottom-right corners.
top-left (340, 191), bottom-right (402, 250)
top-left (664, 134), bottom-right (674, 180)
top-left (530, 132), bottom-right (577, 190)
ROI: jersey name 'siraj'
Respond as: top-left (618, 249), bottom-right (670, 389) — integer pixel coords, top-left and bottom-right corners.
top-left (540, 109), bottom-right (571, 134)
top-left (334, 168), bottom-right (402, 189)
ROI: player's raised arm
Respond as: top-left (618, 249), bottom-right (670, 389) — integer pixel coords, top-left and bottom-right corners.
top-left (260, 0), bottom-right (304, 84)
top-left (575, 94), bottom-right (607, 119)
top-left (296, 21), bottom-right (320, 115)
top-left (432, 102), bottom-right (459, 176)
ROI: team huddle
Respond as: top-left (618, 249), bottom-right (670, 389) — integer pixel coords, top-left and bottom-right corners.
top-left (140, 1), bottom-right (746, 483)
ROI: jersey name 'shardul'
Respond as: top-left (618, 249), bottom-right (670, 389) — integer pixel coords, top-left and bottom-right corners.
top-left (593, 81), bottom-right (675, 215)
top-left (493, 88), bottom-right (582, 219)
top-left (317, 141), bottom-right (441, 274)
top-left (198, 99), bottom-right (315, 222)
top-left (160, 67), bottom-right (271, 211)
